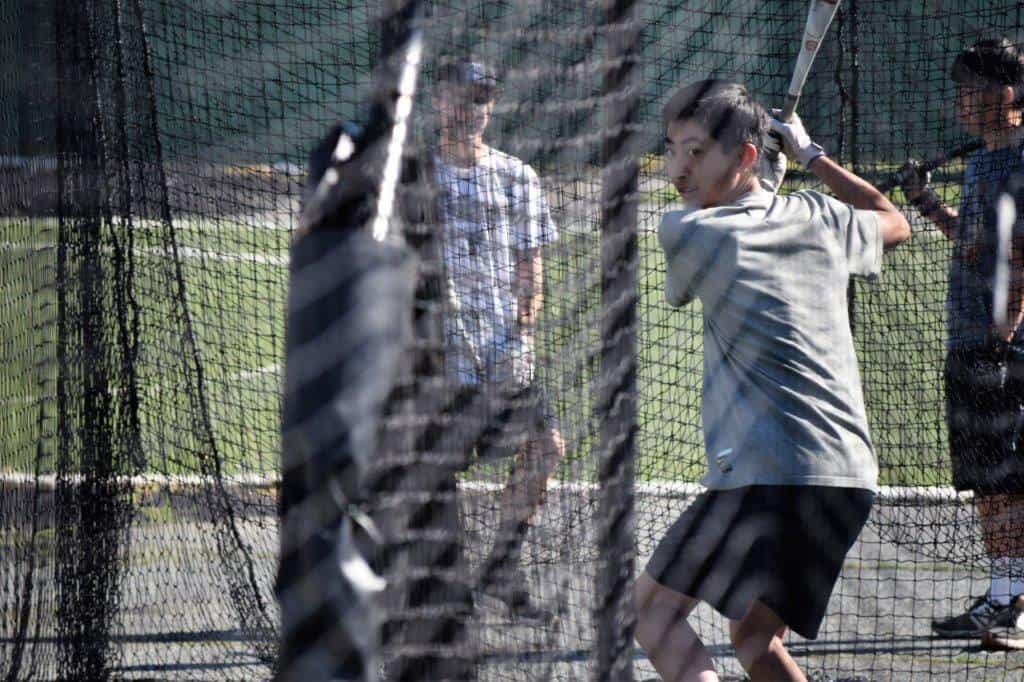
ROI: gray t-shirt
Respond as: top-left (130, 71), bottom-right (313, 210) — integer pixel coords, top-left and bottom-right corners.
top-left (658, 188), bottom-right (883, 492)
top-left (436, 147), bottom-right (557, 384)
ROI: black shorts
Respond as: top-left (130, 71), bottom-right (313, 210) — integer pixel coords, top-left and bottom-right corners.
top-left (946, 345), bottom-right (1024, 494)
top-left (644, 485), bottom-right (874, 640)
top-left (447, 382), bottom-right (557, 465)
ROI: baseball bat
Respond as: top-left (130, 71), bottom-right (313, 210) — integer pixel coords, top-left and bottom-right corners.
top-left (782, 0), bottom-right (842, 122)
top-left (994, 189), bottom-right (1015, 328)
top-left (994, 174), bottom-right (1024, 330)
top-left (876, 140), bottom-right (984, 193)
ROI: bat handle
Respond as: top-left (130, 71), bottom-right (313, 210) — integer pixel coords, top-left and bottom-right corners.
top-left (781, 94), bottom-right (800, 122)
top-left (876, 176), bottom-right (899, 193)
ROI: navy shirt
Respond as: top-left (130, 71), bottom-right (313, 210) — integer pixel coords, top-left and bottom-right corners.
top-left (948, 141), bottom-right (1024, 350)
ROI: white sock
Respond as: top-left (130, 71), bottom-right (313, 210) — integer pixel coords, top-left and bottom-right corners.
top-left (1011, 558), bottom-right (1024, 603)
top-left (987, 557), bottom-right (1011, 602)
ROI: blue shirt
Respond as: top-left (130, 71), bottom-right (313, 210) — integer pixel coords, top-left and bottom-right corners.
top-left (948, 142), bottom-right (1024, 350)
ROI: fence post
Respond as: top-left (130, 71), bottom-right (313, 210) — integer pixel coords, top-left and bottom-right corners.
top-left (596, 0), bottom-right (640, 679)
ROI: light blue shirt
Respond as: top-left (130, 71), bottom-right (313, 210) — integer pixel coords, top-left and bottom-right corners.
top-left (436, 147), bottom-right (557, 384)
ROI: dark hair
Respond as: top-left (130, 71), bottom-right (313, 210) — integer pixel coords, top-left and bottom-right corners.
top-left (951, 37), bottom-right (1024, 88)
top-left (661, 79), bottom-right (769, 152)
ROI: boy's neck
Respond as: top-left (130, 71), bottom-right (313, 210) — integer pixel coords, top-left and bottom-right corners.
top-left (718, 175), bottom-right (762, 206)
top-left (983, 119), bottom-right (1024, 151)
top-left (439, 131), bottom-right (486, 167)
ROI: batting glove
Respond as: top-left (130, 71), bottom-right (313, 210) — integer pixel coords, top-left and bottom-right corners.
top-left (897, 159), bottom-right (933, 201)
top-left (768, 110), bottom-right (826, 169)
top-left (758, 131), bottom-right (788, 193)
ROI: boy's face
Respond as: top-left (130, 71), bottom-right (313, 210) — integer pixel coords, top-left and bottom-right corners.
top-left (434, 83), bottom-right (495, 137)
top-left (955, 80), bottom-right (1009, 135)
top-left (664, 118), bottom-right (750, 209)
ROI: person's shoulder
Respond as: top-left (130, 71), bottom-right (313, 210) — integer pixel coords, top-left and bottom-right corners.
top-left (1012, 142), bottom-right (1024, 168)
top-left (661, 204), bottom-right (720, 228)
top-left (481, 146), bottom-right (534, 174)
top-left (657, 208), bottom-right (699, 246)
top-left (784, 188), bottom-right (832, 205)
top-left (658, 208), bottom-right (688, 233)
top-left (778, 188), bottom-right (848, 217)
top-left (658, 203), bottom-right (742, 244)
top-left (964, 145), bottom-right (988, 173)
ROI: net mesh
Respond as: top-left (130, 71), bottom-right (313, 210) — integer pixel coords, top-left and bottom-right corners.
top-left (4, 0), bottom-right (1024, 680)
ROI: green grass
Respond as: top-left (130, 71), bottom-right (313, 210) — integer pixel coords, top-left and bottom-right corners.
top-left (1, 216), bottom-right (286, 477)
top-left (1, 197), bottom-right (960, 486)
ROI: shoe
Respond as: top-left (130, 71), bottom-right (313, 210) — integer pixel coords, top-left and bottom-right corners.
top-left (932, 592), bottom-right (1014, 638)
top-left (480, 566), bottom-right (556, 625)
top-left (982, 595), bottom-right (1024, 650)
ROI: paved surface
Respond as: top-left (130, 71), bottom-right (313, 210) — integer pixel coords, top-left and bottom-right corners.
top-left (6, 488), bottom-right (1024, 680)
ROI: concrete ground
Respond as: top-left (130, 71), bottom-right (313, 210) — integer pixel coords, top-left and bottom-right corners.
top-left (5, 487), bottom-right (1024, 681)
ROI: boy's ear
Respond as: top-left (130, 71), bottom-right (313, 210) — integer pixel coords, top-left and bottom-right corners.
top-left (737, 142), bottom-right (759, 172)
top-left (1001, 84), bottom-right (1017, 106)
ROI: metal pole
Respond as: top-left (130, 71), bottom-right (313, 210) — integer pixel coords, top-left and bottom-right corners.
top-left (596, 0), bottom-right (639, 679)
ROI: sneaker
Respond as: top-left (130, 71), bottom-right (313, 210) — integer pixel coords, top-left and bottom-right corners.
top-left (932, 593), bottom-right (1014, 638)
top-left (480, 567), bottom-right (556, 625)
top-left (982, 595), bottom-right (1024, 650)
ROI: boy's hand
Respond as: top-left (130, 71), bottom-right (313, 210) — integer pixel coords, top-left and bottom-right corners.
top-left (511, 331), bottom-right (535, 385)
top-left (896, 159), bottom-right (932, 202)
top-left (758, 131), bottom-right (787, 193)
top-left (768, 110), bottom-right (825, 169)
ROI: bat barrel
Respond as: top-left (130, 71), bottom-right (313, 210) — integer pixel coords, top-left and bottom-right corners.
top-left (783, 0), bottom-right (842, 123)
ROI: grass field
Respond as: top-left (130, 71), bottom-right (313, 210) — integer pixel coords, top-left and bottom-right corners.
top-left (0, 178), bottom-right (962, 487)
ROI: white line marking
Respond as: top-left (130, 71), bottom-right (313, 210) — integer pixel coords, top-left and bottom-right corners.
top-left (235, 363), bottom-right (281, 382)
top-left (0, 241), bottom-right (288, 267)
top-left (0, 473), bottom-right (975, 504)
top-left (3, 363), bottom-right (280, 408)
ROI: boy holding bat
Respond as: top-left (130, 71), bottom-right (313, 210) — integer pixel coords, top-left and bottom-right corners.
top-left (635, 80), bottom-right (909, 681)
top-left (899, 37), bottom-right (1024, 650)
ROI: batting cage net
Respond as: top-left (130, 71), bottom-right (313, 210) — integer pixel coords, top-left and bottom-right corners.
top-left (3, 0), bottom-right (1024, 680)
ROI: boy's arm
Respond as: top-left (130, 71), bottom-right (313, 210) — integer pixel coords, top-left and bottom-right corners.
top-left (999, 237), bottom-right (1024, 342)
top-left (807, 157), bottom-right (910, 249)
top-left (516, 247), bottom-right (543, 333)
top-left (897, 160), bottom-right (959, 241)
top-left (769, 112), bottom-right (910, 250)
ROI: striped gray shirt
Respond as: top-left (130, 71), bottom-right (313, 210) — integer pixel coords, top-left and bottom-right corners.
top-left (659, 188), bottom-right (883, 492)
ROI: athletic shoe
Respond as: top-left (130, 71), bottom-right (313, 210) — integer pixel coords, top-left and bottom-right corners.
top-left (480, 567), bottom-right (556, 625)
top-left (982, 595), bottom-right (1024, 650)
top-left (932, 593), bottom-right (1014, 638)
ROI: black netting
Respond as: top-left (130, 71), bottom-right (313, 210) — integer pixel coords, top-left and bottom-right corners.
top-left (5, 1), bottom-right (1024, 681)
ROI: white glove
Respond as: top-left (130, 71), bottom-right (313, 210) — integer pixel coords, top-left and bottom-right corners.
top-left (897, 159), bottom-right (933, 203)
top-left (768, 109), bottom-right (825, 169)
top-left (758, 131), bottom-right (787, 194)
top-left (511, 331), bottom-right (536, 385)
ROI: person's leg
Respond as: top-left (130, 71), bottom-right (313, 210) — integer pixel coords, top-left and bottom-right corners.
top-left (934, 350), bottom-right (1010, 634)
top-left (477, 392), bottom-right (564, 620)
top-left (978, 493), bottom-right (1024, 603)
top-left (497, 424), bottom-right (564, 528)
top-left (977, 493), bottom-right (1024, 649)
top-left (728, 600), bottom-right (806, 682)
top-left (634, 571), bottom-right (719, 682)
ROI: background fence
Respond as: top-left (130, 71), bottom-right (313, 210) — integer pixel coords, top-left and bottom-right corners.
top-left (3, 0), bottom-right (1024, 680)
